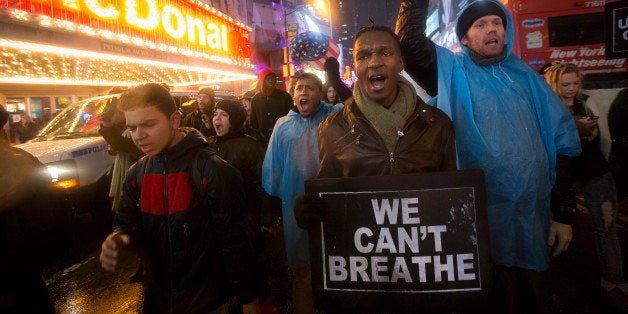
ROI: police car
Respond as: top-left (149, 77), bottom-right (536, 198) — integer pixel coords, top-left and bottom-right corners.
top-left (17, 94), bottom-right (118, 221)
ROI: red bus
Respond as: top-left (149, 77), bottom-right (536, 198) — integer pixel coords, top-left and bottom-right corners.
top-left (431, 0), bottom-right (627, 88)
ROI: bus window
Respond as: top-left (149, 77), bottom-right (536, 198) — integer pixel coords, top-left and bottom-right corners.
top-left (548, 13), bottom-right (605, 47)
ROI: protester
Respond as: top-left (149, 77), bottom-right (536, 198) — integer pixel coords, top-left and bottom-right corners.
top-left (98, 97), bottom-right (143, 213)
top-left (292, 25), bottom-right (455, 313)
top-left (98, 97), bottom-right (146, 283)
top-left (240, 90), bottom-right (256, 126)
top-left (99, 83), bottom-right (260, 313)
top-left (250, 68), bottom-right (293, 144)
top-left (546, 63), bottom-right (627, 309)
top-left (396, 0), bottom-right (581, 312)
top-left (323, 57), bottom-right (353, 106)
top-left (239, 91), bottom-right (265, 143)
top-left (182, 87), bottom-right (216, 138)
top-left (207, 99), bottom-right (285, 313)
top-left (261, 72), bottom-right (342, 314)
top-left (15, 114), bottom-right (39, 143)
top-left (210, 99), bottom-right (264, 226)
top-left (322, 84), bottom-right (341, 106)
top-left (315, 25), bottom-right (456, 179)
top-left (0, 106), bottom-right (56, 313)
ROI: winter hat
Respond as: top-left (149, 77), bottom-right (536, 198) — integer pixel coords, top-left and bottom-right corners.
top-left (0, 105), bottom-right (8, 128)
top-left (258, 67), bottom-right (276, 83)
top-left (214, 99), bottom-right (247, 132)
top-left (456, 1), bottom-right (507, 41)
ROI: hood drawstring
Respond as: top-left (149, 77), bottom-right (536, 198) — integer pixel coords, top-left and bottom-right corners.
top-left (491, 63), bottom-right (514, 83)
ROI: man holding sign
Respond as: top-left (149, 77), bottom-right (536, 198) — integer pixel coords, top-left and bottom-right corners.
top-left (295, 25), bottom-right (460, 312)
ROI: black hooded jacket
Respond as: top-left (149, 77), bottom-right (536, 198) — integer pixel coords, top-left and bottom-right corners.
top-left (115, 129), bottom-right (257, 312)
top-left (250, 69), bottom-right (293, 143)
top-left (214, 130), bottom-right (265, 226)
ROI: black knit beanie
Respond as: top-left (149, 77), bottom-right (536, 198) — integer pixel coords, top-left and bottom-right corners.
top-left (214, 99), bottom-right (246, 132)
top-left (456, 1), bottom-right (507, 41)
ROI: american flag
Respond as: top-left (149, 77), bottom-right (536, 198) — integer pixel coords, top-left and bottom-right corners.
top-left (310, 38), bottom-right (340, 71)
top-left (290, 31), bottom-right (340, 71)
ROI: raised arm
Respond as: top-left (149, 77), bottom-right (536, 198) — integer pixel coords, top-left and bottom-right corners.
top-left (396, 0), bottom-right (438, 97)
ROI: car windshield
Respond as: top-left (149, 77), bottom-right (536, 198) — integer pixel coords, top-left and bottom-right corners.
top-left (34, 97), bottom-right (115, 141)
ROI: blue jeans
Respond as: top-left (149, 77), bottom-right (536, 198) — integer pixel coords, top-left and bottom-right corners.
top-left (581, 172), bottom-right (624, 284)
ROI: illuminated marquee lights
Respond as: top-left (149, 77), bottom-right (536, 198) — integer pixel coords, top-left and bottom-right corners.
top-left (62, 0), bottom-right (235, 52)
top-left (0, 38), bottom-right (257, 86)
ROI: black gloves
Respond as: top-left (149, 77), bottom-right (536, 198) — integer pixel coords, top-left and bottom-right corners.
top-left (260, 193), bottom-right (282, 233)
top-left (324, 57), bottom-right (341, 77)
top-left (324, 57), bottom-right (353, 102)
top-left (294, 193), bottom-right (328, 230)
top-left (551, 155), bottom-right (576, 225)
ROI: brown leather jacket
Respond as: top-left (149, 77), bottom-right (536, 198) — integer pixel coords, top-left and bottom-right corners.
top-left (318, 97), bottom-right (456, 178)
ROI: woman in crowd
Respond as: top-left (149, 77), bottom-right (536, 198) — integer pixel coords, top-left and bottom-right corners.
top-left (239, 90), bottom-right (265, 143)
top-left (205, 99), bottom-right (285, 313)
top-left (322, 83), bottom-right (342, 106)
top-left (546, 63), bottom-right (627, 308)
top-left (209, 99), bottom-right (265, 223)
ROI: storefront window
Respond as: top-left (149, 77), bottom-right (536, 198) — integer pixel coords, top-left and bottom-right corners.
top-left (6, 98), bottom-right (25, 114)
top-left (6, 98), bottom-right (26, 143)
top-left (31, 97), bottom-right (52, 125)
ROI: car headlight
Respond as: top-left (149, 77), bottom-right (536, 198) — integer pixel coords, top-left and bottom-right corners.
top-left (45, 159), bottom-right (79, 189)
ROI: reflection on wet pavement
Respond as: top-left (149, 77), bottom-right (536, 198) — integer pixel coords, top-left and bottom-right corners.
top-left (47, 252), bottom-right (143, 313)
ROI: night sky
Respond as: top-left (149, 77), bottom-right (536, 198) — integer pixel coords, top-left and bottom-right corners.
top-left (332, 0), bottom-right (403, 67)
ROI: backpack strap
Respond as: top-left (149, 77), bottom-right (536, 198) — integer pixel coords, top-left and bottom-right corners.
top-left (189, 147), bottom-right (210, 200)
top-left (134, 156), bottom-right (150, 192)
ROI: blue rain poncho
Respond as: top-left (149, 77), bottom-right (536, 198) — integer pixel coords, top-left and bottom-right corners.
top-left (262, 102), bottom-right (342, 268)
top-left (430, 1), bottom-right (581, 271)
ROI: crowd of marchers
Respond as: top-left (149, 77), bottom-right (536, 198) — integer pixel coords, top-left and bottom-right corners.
top-left (2, 0), bottom-right (627, 313)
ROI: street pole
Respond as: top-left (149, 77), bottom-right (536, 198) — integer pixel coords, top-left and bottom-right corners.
top-left (281, 0), bottom-right (294, 87)
top-left (327, 0), bottom-right (333, 40)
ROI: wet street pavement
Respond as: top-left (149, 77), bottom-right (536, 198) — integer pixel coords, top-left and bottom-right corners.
top-left (44, 207), bottom-right (628, 313)
top-left (46, 253), bottom-right (143, 313)
top-left (43, 211), bottom-right (144, 313)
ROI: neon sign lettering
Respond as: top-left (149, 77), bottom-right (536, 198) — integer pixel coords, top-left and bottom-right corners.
top-left (63, 0), bottom-right (231, 52)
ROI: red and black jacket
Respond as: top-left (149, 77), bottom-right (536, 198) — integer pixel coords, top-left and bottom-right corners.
top-left (115, 129), bottom-right (257, 312)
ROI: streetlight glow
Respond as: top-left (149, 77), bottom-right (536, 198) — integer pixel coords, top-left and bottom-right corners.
top-left (315, 0), bottom-right (328, 14)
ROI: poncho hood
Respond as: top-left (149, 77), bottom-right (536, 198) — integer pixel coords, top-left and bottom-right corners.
top-left (455, 0), bottom-right (514, 59)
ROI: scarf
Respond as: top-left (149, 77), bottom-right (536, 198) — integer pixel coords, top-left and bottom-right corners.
top-left (468, 46), bottom-right (507, 65)
top-left (109, 129), bottom-right (133, 212)
top-left (354, 75), bottom-right (416, 151)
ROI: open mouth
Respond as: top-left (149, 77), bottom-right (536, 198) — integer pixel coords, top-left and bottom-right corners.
top-left (214, 123), bottom-right (224, 133)
top-left (138, 143), bottom-right (151, 152)
top-left (485, 38), bottom-right (499, 46)
top-left (369, 75), bottom-right (386, 90)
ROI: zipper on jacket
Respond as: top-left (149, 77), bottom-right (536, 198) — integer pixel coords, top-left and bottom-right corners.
top-left (162, 158), bottom-right (174, 314)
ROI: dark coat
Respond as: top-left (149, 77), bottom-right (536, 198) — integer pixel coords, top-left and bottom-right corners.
top-left (98, 123), bottom-right (143, 160)
top-left (182, 110), bottom-right (216, 139)
top-left (1, 142), bottom-right (56, 313)
top-left (318, 97), bottom-right (457, 178)
top-left (214, 131), bottom-right (265, 226)
top-left (250, 89), bottom-right (293, 143)
top-left (115, 129), bottom-right (257, 312)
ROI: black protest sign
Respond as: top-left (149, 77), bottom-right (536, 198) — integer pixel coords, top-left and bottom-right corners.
top-left (305, 170), bottom-right (490, 312)
top-left (606, 1), bottom-right (628, 59)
